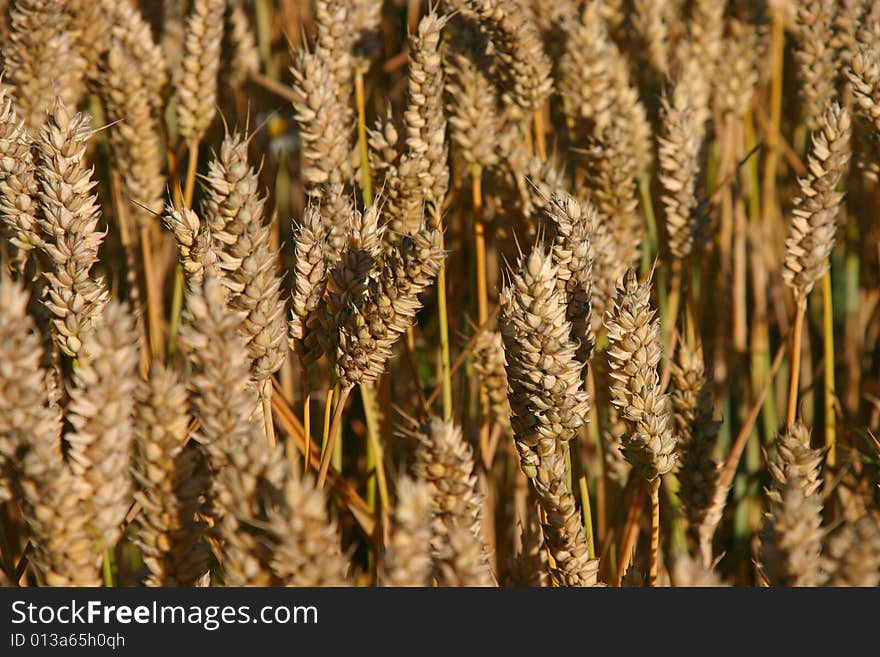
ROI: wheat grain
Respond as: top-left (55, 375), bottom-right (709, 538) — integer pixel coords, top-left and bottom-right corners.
top-left (290, 50), bottom-right (352, 258)
top-left (757, 473), bottom-right (825, 587)
top-left (670, 553), bottom-right (728, 587)
top-left (508, 503), bottom-right (549, 587)
top-left (290, 205), bottom-right (329, 367)
top-left (669, 343), bottom-right (720, 557)
top-left (267, 469), bottom-right (351, 586)
top-left (472, 330), bottom-right (512, 434)
top-left (201, 131), bottom-right (286, 381)
top-left (658, 83), bottom-right (706, 260)
top-left (445, 46), bottom-right (501, 170)
top-left (385, 11), bottom-right (450, 241)
top-left (179, 276), bottom-right (261, 475)
top-left (632, 0), bottom-right (670, 76)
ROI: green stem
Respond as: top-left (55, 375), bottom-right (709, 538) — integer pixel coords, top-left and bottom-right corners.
top-left (638, 173), bottom-right (658, 273)
top-left (102, 548), bottom-right (114, 587)
top-left (361, 384), bottom-right (389, 512)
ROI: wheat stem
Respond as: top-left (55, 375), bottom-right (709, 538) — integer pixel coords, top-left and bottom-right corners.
top-left (472, 165), bottom-right (487, 325)
top-left (700, 335), bottom-right (788, 554)
top-left (665, 258), bottom-right (683, 361)
top-left (183, 140), bottom-right (199, 208)
top-left (472, 164), bottom-right (489, 454)
top-left (303, 369), bottom-right (312, 475)
top-left (821, 269), bottom-right (836, 465)
top-left (361, 384), bottom-right (389, 512)
top-left (578, 474), bottom-right (595, 560)
top-left (356, 68), bottom-right (373, 206)
top-left (261, 378), bottom-right (276, 449)
top-left (649, 478), bottom-right (660, 587)
top-left (140, 226), bottom-right (163, 360)
top-left (167, 264), bottom-right (184, 360)
top-left (533, 109), bottom-right (547, 160)
top-left (102, 549), bottom-right (114, 587)
top-left (786, 298), bottom-right (807, 427)
top-left (167, 140), bottom-right (200, 361)
top-left (615, 487), bottom-right (643, 586)
top-left (436, 210), bottom-right (453, 421)
top-left (318, 385), bottom-right (352, 489)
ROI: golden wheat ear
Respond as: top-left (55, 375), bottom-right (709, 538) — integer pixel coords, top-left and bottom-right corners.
top-left (0, 85), bottom-right (41, 271)
top-left (35, 98), bottom-right (109, 359)
top-left (380, 477), bottom-right (433, 587)
top-left (176, 0), bottom-right (224, 145)
top-left (4, 0), bottom-right (87, 131)
top-left (100, 16), bottom-right (166, 230)
top-left (783, 103), bottom-right (851, 299)
top-left (134, 362), bottom-right (210, 587)
top-left (499, 243), bottom-right (600, 587)
top-left (410, 417), bottom-right (495, 586)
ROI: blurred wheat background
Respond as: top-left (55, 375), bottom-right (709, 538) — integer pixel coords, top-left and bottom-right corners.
top-left (0, 0), bottom-right (878, 588)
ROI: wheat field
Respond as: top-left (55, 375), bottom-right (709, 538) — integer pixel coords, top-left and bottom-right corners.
top-left (0, 0), bottom-right (878, 589)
